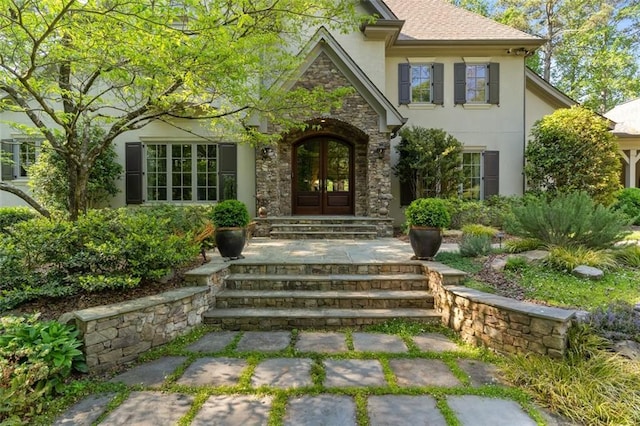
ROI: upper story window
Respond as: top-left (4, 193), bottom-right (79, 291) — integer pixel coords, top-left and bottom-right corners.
top-left (398, 63), bottom-right (444, 105)
top-left (454, 62), bottom-right (500, 105)
top-left (1, 139), bottom-right (40, 181)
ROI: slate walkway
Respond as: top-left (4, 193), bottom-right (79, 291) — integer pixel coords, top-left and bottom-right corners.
top-left (52, 330), bottom-right (561, 426)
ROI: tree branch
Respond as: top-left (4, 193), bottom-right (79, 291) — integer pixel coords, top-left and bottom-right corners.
top-left (0, 182), bottom-right (50, 218)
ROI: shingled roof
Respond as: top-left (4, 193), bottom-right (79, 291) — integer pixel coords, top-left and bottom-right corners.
top-left (605, 98), bottom-right (640, 135)
top-left (382, 0), bottom-right (542, 42)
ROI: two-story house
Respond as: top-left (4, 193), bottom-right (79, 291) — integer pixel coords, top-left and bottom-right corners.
top-left (0, 0), bottom-right (578, 234)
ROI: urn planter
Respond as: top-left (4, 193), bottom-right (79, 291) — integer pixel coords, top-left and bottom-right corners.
top-left (409, 226), bottom-right (443, 260)
top-left (214, 227), bottom-right (246, 259)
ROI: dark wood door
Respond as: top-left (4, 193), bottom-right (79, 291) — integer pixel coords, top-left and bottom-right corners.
top-left (293, 138), bottom-right (353, 215)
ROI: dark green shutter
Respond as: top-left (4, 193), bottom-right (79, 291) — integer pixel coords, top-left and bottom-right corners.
top-left (218, 143), bottom-right (237, 200)
top-left (488, 63), bottom-right (500, 105)
top-left (125, 142), bottom-right (143, 204)
top-left (1, 140), bottom-right (14, 181)
top-left (398, 63), bottom-right (411, 105)
top-left (454, 63), bottom-right (466, 105)
top-left (432, 63), bottom-right (444, 105)
top-left (483, 150), bottom-right (499, 198)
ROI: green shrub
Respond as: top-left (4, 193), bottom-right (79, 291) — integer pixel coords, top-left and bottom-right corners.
top-left (405, 198), bottom-right (451, 228)
top-left (589, 301), bottom-right (640, 343)
top-left (613, 188), bottom-right (640, 225)
top-left (544, 246), bottom-right (618, 272)
top-left (76, 275), bottom-right (141, 292)
top-left (211, 200), bottom-right (250, 228)
top-left (0, 315), bottom-right (87, 422)
top-left (504, 238), bottom-right (544, 253)
top-left (511, 191), bottom-right (631, 249)
top-left (459, 234), bottom-right (492, 257)
top-left (136, 204), bottom-right (212, 235)
top-left (446, 196), bottom-right (517, 229)
top-left (504, 256), bottom-right (528, 271)
top-left (612, 244), bottom-right (640, 268)
top-left (0, 207), bottom-right (37, 232)
top-left (461, 224), bottom-right (499, 238)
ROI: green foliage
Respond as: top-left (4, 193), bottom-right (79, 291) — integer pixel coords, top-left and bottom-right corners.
top-left (461, 224), bottom-right (499, 238)
top-left (504, 238), bottom-right (544, 253)
top-left (544, 246), bottom-right (618, 272)
top-left (137, 204), bottom-right (212, 235)
top-left (612, 244), bottom-right (640, 268)
top-left (511, 191), bottom-right (631, 249)
top-left (502, 324), bottom-right (640, 426)
top-left (459, 234), bottom-right (493, 257)
top-left (0, 207), bottom-right (36, 232)
top-left (0, 209), bottom-right (200, 311)
top-left (446, 197), bottom-right (515, 229)
top-left (405, 198), bottom-right (451, 228)
top-left (211, 199), bottom-right (250, 228)
top-left (434, 251), bottom-right (484, 274)
top-left (589, 301), bottom-right (640, 343)
top-left (525, 106), bottom-right (621, 205)
top-left (393, 126), bottom-right (463, 199)
top-left (28, 138), bottom-right (122, 213)
top-left (613, 188), bottom-right (640, 225)
top-left (504, 256), bottom-right (528, 272)
top-left (0, 315), bottom-right (87, 422)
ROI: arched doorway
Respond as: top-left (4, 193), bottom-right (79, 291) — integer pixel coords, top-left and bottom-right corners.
top-left (292, 137), bottom-right (354, 215)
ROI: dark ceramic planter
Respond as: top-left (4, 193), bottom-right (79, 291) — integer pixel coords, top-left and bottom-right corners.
top-left (408, 226), bottom-right (443, 260)
top-left (215, 227), bottom-right (246, 259)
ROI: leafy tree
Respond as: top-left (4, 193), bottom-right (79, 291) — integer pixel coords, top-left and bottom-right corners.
top-left (525, 106), bottom-right (621, 205)
top-left (393, 127), bottom-right (463, 200)
top-left (28, 128), bottom-right (122, 212)
top-left (0, 0), bottom-right (359, 220)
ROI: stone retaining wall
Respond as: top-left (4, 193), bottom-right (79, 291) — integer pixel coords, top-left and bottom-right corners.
top-left (426, 263), bottom-right (576, 359)
top-left (61, 287), bottom-right (210, 372)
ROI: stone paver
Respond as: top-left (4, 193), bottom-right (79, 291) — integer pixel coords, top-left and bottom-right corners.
top-left (295, 331), bottom-right (347, 353)
top-left (53, 393), bottom-right (115, 426)
top-left (284, 395), bottom-right (356, 426)
top-left (186, 331), bottom-right (238, 352)
top-left (457, 359), bottom-right (505, 387)
top-left (191, 395), bottom-right (272, 426)
top-left (109, 356), bottom-right (186, 387)
top-left (100, 391), bottom-right (194, 426)
top-left (251, 358), bottom-right (313, 388)
top-left (177, 357), bottom-right (247, 387)
top-left (324, 359), bottom-right (386, 387)
top-left (412, 333), bottom-right (460, 352)
top-left (368, 395), bottom-right (447, 426)
top-left (447, 395), bottom-right (537, 426)
top-left (390, 359), bottom-right (461, 387)
top-left (236, 331), bottom-right (291, 352)
top-left (352, 332), bottom-right (408, 353)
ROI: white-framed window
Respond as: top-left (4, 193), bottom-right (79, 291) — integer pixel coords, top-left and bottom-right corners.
top-left (1, 139), bottom-right (40, 180)
top-left (145, 142), bottom-right (218, 202)
top-left (465, 64), bottom-right (488, 103)
top-left (411, 64), bottom-right (432, 103)
top-left (461, 152), bottom-right (482, 200)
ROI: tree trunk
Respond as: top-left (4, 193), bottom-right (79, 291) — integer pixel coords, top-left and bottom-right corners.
top-left (67, 159), bottom-right (90, 221)
top-left (0, 182), bottom-right (51, 218)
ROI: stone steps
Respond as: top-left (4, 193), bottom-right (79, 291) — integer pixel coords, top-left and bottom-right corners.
top-left (202, 261), bottom-right (439, 330)
top-left (253, 216), bottom-right (393, 239)
top-left (215, 290), bottom-right (434, 309)
top-left (202, 308), bottom-right (441, 330)
top-left (225, 273), bottom-right (429, 291)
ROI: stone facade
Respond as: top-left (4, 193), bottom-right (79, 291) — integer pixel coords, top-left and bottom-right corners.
top-left (426, 265), bottom-right (576, 359)
top-left (255, 52), bottom-right (393, 230)
top-left (62, 287), bottom-right (209, 372)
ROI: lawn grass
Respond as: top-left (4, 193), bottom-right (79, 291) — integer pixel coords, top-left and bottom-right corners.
top-left (515, 266), bottom-right (640, 310)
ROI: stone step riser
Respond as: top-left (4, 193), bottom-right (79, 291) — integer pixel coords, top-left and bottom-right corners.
top-left (271, 225), bottom-right (378, 232)
top-left (215, 297), bottom-right (434, 309)
top-left (229, 264), bottom-right (424, 275)
top-left (270, 232), bottom-right (377, 240)
top-left (225, 280), bottom-right (429, 291)
top-left (263, 219), bottom-right (388, 225)
top-left (203, 316), bottom-right (440, 330)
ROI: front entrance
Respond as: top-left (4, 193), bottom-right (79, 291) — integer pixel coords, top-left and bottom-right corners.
top-left (292, 137), bottom-right (354, 215)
